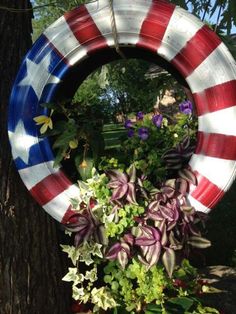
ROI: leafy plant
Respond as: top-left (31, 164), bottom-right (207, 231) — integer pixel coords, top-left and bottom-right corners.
top-left (34, 102), bottom-right (218, 313)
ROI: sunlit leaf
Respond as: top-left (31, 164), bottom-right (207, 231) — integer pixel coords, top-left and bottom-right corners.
top-left (162, 248), bottom-right (176, 277)
top-left (188, 236), bottom-right (211, 248)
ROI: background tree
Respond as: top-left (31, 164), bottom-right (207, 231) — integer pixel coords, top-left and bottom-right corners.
top-left (0, 1), bottom-right (71, 313)
top-left (73, 59), bottom-right (182, 121)
top-left (170, 0), bottom-right (236, 35)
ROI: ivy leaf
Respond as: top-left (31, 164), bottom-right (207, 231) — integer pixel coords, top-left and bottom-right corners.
top-left (72, 285), bottom-right (85, 301)
top-left (91, 287), bottom-right (118, 311)
top-left (85, 267), bottom-right (98, 282)
top-left (62, 268), bottom-right (84, 285)
top-left (60, 245), bottom-right (80, 266)
top-left (91, 243), bottom-right (103, 258)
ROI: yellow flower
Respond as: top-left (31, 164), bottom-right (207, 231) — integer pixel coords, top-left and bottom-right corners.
top-left (33, 115), bottom-right (53, 134)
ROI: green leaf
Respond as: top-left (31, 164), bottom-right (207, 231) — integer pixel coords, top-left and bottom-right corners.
top-left (53, 147), bottom-right (65, 168)
top-left (145, 304), bottom-right (162, 313)
top-left (168, 297), bottom-right (194, 311)
top-left (40, 102), bottom-right (58, 110)
top-left (52, 129), bottom-right (77, 149)
top-left (113, 307), bottom-right (118, 314)
top-left (75, 156), bottom-right (94, 181)
top-left (89, 130), bottom-right (105, 163)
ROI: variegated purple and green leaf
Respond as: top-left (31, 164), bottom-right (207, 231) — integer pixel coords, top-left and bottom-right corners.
top-left (106, 166), bottom-right (137, 204)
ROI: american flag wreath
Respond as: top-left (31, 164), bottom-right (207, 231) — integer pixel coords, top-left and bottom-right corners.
top-left (8, 0), bottom-right (236, 223)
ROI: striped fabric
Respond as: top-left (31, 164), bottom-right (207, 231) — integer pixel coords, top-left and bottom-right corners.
top-left (8, 0), bottom-right (236, 222)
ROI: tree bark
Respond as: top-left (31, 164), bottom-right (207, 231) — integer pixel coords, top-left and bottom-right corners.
top-left (0, 1), bottom-right (71, 313)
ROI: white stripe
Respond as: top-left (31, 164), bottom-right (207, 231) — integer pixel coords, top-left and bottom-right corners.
top-left (44, 16), bottom-right (87, 65)
top-left (86, 0), bottom-right (152, 47)
top-left (189, 154), bottom-right (236, 191)
top-left (19, 161), bottom-right (59, 190)
top-left (186, 194), bottom-right (210, 213)
top-left (187, 42), bottom-right (236, 93)
top-left (199, 106), bottom-right (236, 135)
top-left (158, 6), bottom-right (203, 61)
top-left (43, 184), bottom-right (81, 222)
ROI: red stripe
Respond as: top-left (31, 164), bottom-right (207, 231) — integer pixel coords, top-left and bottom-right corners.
top-left (64, 6), bottom-right (108, 54)
top-left (137, 0), bottom-right (175, 52)
top-left (196, 132), bottom-right (236, 160)
top-left (30, 171), bottom-right (72, 206)
top-left (193, 80), bottom-right (236, 116)
top-left (171, 25), bottom-right (221, 78)
top-left (189, 171), bottom-right (224, 208)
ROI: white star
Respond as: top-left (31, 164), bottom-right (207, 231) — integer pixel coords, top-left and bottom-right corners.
top-left (8, 120), bottom-right (41, 164)
top-left (18, 54), bottom-right (61, 100)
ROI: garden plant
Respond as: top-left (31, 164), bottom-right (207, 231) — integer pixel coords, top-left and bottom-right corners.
top-left (34, 89), bottom-right (221, 313)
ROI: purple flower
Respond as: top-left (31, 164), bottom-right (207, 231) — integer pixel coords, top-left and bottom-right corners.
top-left (179, 100), bottom-right (193, 115)
top-left (124, 119), bottom-right (133, 128)
top-left (152, 114), bottom-right (163, 128)
top-left (127, 129), bottom-right (134, 138)
top-left (136, 111), bottom-right (144, 120)
top-left (138, 127), bottom-right (149, 140)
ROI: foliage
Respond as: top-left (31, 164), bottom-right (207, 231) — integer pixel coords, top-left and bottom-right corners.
top-left (32, 0), bottom-right (87, 40)
top-left (46, 104), bottom-right (216, 313)
top-left (73, 59), bottom-right (168, 120)
top-left (96, 60), bottom-right (182, 116)
top-left (38, 100), bottom-right (105, 176)
top-left (169, 0), bottom-right (236, 35)
top-left (120, 111), bottom-right (197, 183)
top-left (32, 94), bottom-right (222, 313)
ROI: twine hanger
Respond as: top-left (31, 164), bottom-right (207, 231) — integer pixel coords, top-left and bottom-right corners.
top-left (108, 0), bottom-right (126, 59)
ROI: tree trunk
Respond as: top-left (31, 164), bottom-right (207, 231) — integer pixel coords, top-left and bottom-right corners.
top-left (0, 1), bottom-right (71, 313)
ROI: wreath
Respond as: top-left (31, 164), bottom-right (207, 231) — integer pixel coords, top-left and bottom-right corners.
top-left (8, 0), bottom-right (236, 313)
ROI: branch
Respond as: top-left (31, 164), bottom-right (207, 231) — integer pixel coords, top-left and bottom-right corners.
top-left (201, 0), bottom-right (211, 21)
top-left (215, 4), bottom-right (224, 32)
top-left (0, 2), bottom-right (60, 13)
